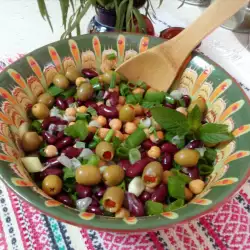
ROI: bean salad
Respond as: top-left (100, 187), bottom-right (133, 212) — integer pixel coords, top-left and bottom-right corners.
top-left (20, 67), bottom-right (234, 217)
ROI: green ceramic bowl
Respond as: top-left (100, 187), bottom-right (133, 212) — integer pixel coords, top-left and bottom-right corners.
top-left (0, 33), bottom-right (249, 232)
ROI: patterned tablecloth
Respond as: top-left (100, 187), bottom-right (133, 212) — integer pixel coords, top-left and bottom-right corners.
top-left (1, 9), bottom-right (250, 250)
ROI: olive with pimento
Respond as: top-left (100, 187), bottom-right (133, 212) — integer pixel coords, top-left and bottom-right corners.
top-left (75, 165), bottom-right (102, 186)
top-left (95, 141), bottom-right (114, 161)
top-left (142, 161), bottom-right (163, 188)
top-left (103, 186), bottom-right (124, 213)
top-left (102, 165), bottom-right (125, 186)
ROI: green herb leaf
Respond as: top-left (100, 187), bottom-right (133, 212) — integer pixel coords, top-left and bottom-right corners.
top-left (30, 120), bottom-right (42, 134)
top-left (145, 200), bottom-right (164, 215)
top-left (60, 87), bottom-right (76, 99)
top-left (168, 176), bottom-right (185, 199)
top-left (120, 83), bottom-right (130, 96)
top-left (126, 94), bottom-right (143, 105)
top-left (198, 164), bottom-right (214, 176)
top-left (164, 199), bottom-right (184, 212)
top-left (188, 105), bottom-right (202, 131)
top-left (164, 132), bottom-right (175, 142)
top-left (199, 123), bottom-right (234, 144)
top-left (76, 112), bottom-right (90, 121)
top-left (204, 148), bottom-right (217, 164)
top-left (141, 101), bottom-right (163, 109)
top-left (64, 120), bottom-right (88, 140)
top-left (63, 167), bottom-right (75, 180)
top-left (117, 180), bottom-right (126, 191)
top-left (70, 192), bottom-right (78, 202)
top-left (173, 162), bottom-right (181, 170)
top-left (47, 84), bottom-right (64, 96)
top-left (171, 169), bottom-right (192, 183)
top-left (107, 53), bottom-right (117, 60)
top-left (87, 106), bottom-right (97, 117)
top-left (151, 107), bottom-right (189, 136)
top-left (39, 147), bottom-right (47, 157)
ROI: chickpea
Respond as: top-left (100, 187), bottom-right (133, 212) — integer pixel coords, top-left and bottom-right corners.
top-left (176, 107), bottom-right (188, 116)
top-left (22, 132), bottom-right (42, 152)
top-left (76, 77), bottom-right (88, 87)
top-left (189, 179), bottom-right (205, 194)
top-left (114, 130), bottom-right (124, 141)
top-left (95, 116), bottom-right (107, 127)
top-left (76, 165), bottom-right (102, 186)
top-left (119, 96), bottom-right (126, 105)
top-left (132, 88), bottom-right (145, 95)
top-left (32, 103), bottom-right (50, 119)
top-left (115, 208), bottom-right (130, 218)
top-left (88, 126), bottom-right (97, 133)
top-left (109, 119), bottom-right (122, 131)
top-left (53, 74), bottom-right (69, 89)
top-left (44, 145), bottom-right (58, 157)
top-left (134, 104), bottom-right (144, 116)
top-left (65, 67), bottom-right (81, 82)
top-left (184, 187), bottom-right (193, 201)
top-left (42, 175), bottom-right (62, 196)
top-left (124, 122), bottom-right (137, 134)
top-left (174, 149), bottom-right (200, 167)
top-left (65, 107), bottom-right (77, 117)
top-left (149, 131), bottom-right (164, 143)
top-left (77, 106), bottom-right (87, 113)
top-left (98, 128), bottom-right (109, 139)
top-left (123, 134), bottom-right (129, 140)
top-left (37, 93), bottom-right (55, 108)
top-left (147, 146), bottom-right (161, 159)
top-left (69, 122), bottom-right (75, 126)
top-left (162, 170), bottom-right (174, 184)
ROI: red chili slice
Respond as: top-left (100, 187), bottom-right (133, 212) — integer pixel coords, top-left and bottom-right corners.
top-left (103, 151), bottom-right (112, 160)
top-left (105, 199), bottom-right (116, 208)
top-left (144, 175), bottom-right (156, 183)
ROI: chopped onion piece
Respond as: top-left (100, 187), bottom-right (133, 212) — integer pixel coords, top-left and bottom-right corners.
top-left (170, 90), bottom-right (183, 100)
top-left (71, 158), bottom-right (81, 169)
top-left (89, 120), bottom-right (101, 128)
top-left (171, 135), bottom-right (183, 145)
top-left (128, 177), bottom-right (145, 197)
top-left (63, 115), bottom-right (76, 122)
top-left (74, 142), bottom-right (86, 148)
top-left (57, 125), bottom-right (67, 131)
top-left (76, 197), bottom-right (92, 211)
top-left (100, 166), bottom-right (108, 173)
top-left (195, 147), bottom-right (207, 157)
top-left (139, 117), bottom-right (151, 128)
top-left (48, 124), bottom-right (57, 134)
top-left (69, 102), bottom-right (77, 108)
top-left (50, 107), bottom-right (63, 118)
top-left (57, 154), bottom-right (72, 168)
top-left (103, 91), bottom-right (109, 99)
top-left (129, 148), bottom-right (141, 164)
top-left (79, 148), bottom-right (94, 159)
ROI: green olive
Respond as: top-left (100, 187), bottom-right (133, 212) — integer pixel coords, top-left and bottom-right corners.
top-left (103, 165), bottom-right (125, 186)
top-left (65, 67), bottom-right (81, 82)
top-left (188, 97), bottom-right (207, 114)
top-left (42, 175), bottom-right (62, 196)
top-left (53, 73), bottom-right (69, 89)
top-left (32, 103), bottom-right (50, 119)
top-left (37, 92), bottom-right (55, 108)
top-left (119, 104), bottom-right (136, 122)
top-left (142, 161), bottom-right (163, 188)
top-left (21, 131), bottom-right (42, 152)
top-left (103, 186), bottom-right (124, 213)
top-left (95, 141), bottom-right (114, 161)
top-left (75, 165), bottom-right (101, 186)
top-left (77, 82), bottom-right (94, 101)
top-left (174, 149), bottom-right (200, 167)
top-left (98, 70), bottom-right (121, 84)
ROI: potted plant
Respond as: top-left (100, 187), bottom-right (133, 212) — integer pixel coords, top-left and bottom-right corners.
top-left (37, 0), bottom-right (164, 39)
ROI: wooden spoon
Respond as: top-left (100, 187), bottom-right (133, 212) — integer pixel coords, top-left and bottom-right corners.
top-left (116, 0), bottom-right (248, 91)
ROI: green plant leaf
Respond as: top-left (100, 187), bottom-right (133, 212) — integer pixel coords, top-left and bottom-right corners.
top-left (29, 120), bottom-right (42, 134)
top-left (151, 107), bottom-right (190, 136)
top-left (59, 0), bottom-right (70, 29)
top-left (168, 176), bottom-right (185, 199)
top-left (188, 105), bottom-right (202, 131)
top-left (37, 0), bottom-right (54, 31)
top-left (164, 199), bottom-right (184, 212)
top-left (132, 8), bottom-right (146, 33)
top-left (198, 164), bottom-right (214, 176)
top-left (145, 200), bottom-right (164, 215)
top-left (64, 120), bottom-right (88, 140)
top-left (171, 169), bottom-right (192, 183)
top-left (199, 123), bottom-right (234, 144)
top-left (126, 93), bottom-right (143, 104)
top-left (63, 167), bottom-right (75, 180)
top-left (87, 106), bottom-right (97, 116)
top-left (204, 148), bottom-right (217, 164)
top-left (116, 0), bottom-right (129, 31)
top-left (126, 0), bottom-right (133, 32)
top-left (141, 101), bottom-right (163, 109)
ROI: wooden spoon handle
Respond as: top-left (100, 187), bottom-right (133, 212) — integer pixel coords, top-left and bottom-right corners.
top-left (160, 0), bottom-right (248, 65)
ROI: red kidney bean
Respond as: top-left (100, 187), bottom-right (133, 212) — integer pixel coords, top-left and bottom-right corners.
top-left (62, 146), bottom-right (82, 158)
top-left (82, 69), bottom-right (98, 79)
top-left (44, 157), bottom-right (62, 168)
top-left (66, 96), bottom-right (75, 105)
top-left (108, 91), bottom-right (119, 106)
top-left (42, 116), bottom-right (61, 130)
top-left (123, 192), bottom-right (145, 217)
top-left (161, 152), bottom-right (173, 170)
top-left (98, 105), bottom-right (118, 118)
top-left (56, 97), bottom-right (68, 110)
top-left (181, 166), bottom-right (200, 180)
top-left (77, 100), bottom-right (84, 106)
top-left (118, 160), bottom-right (131, 171)
top-left (142, 139), bottom-right (156, 150)
top-left (56, 193), bottom-right (74, 207)
top-left (161, 143), bottom-right (179, 154)
top-left (85, 132), bottom-right (94, 143)
top-left (42, 131), bottom-right (57, 144)
top-left (91, 196), bottom-right (100, 207)
top-left (139, 191), bottom-right (151, 203)
top-left (181, 95), bottom-right (191, 107)
top-left (141, 151), bottom-right (148, 158)
top-left (185, 140), bottom-right (203, 149)
top-left (164, 103), bottom-right (176, 109)
top-left (55, 136), bottom-right (74, 150)
top-left (151, 184), bottom-right (168, 203)
top-left (76, 184), bottom-right (92, 199)
top-left (84, 100), bottom-right (98, 110)
top-left (87, 206), bottom-right (104, 215)
top-left (56, 131), bottom-right (65, 140)
top-left (126, 157), bottom-right (153, 178)
top-left (94, 186), bottom-right (106, 199)
top-left (56, 120), bottom-right (68, 125)
top-left (40, 167), bottom-right (63, 180)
